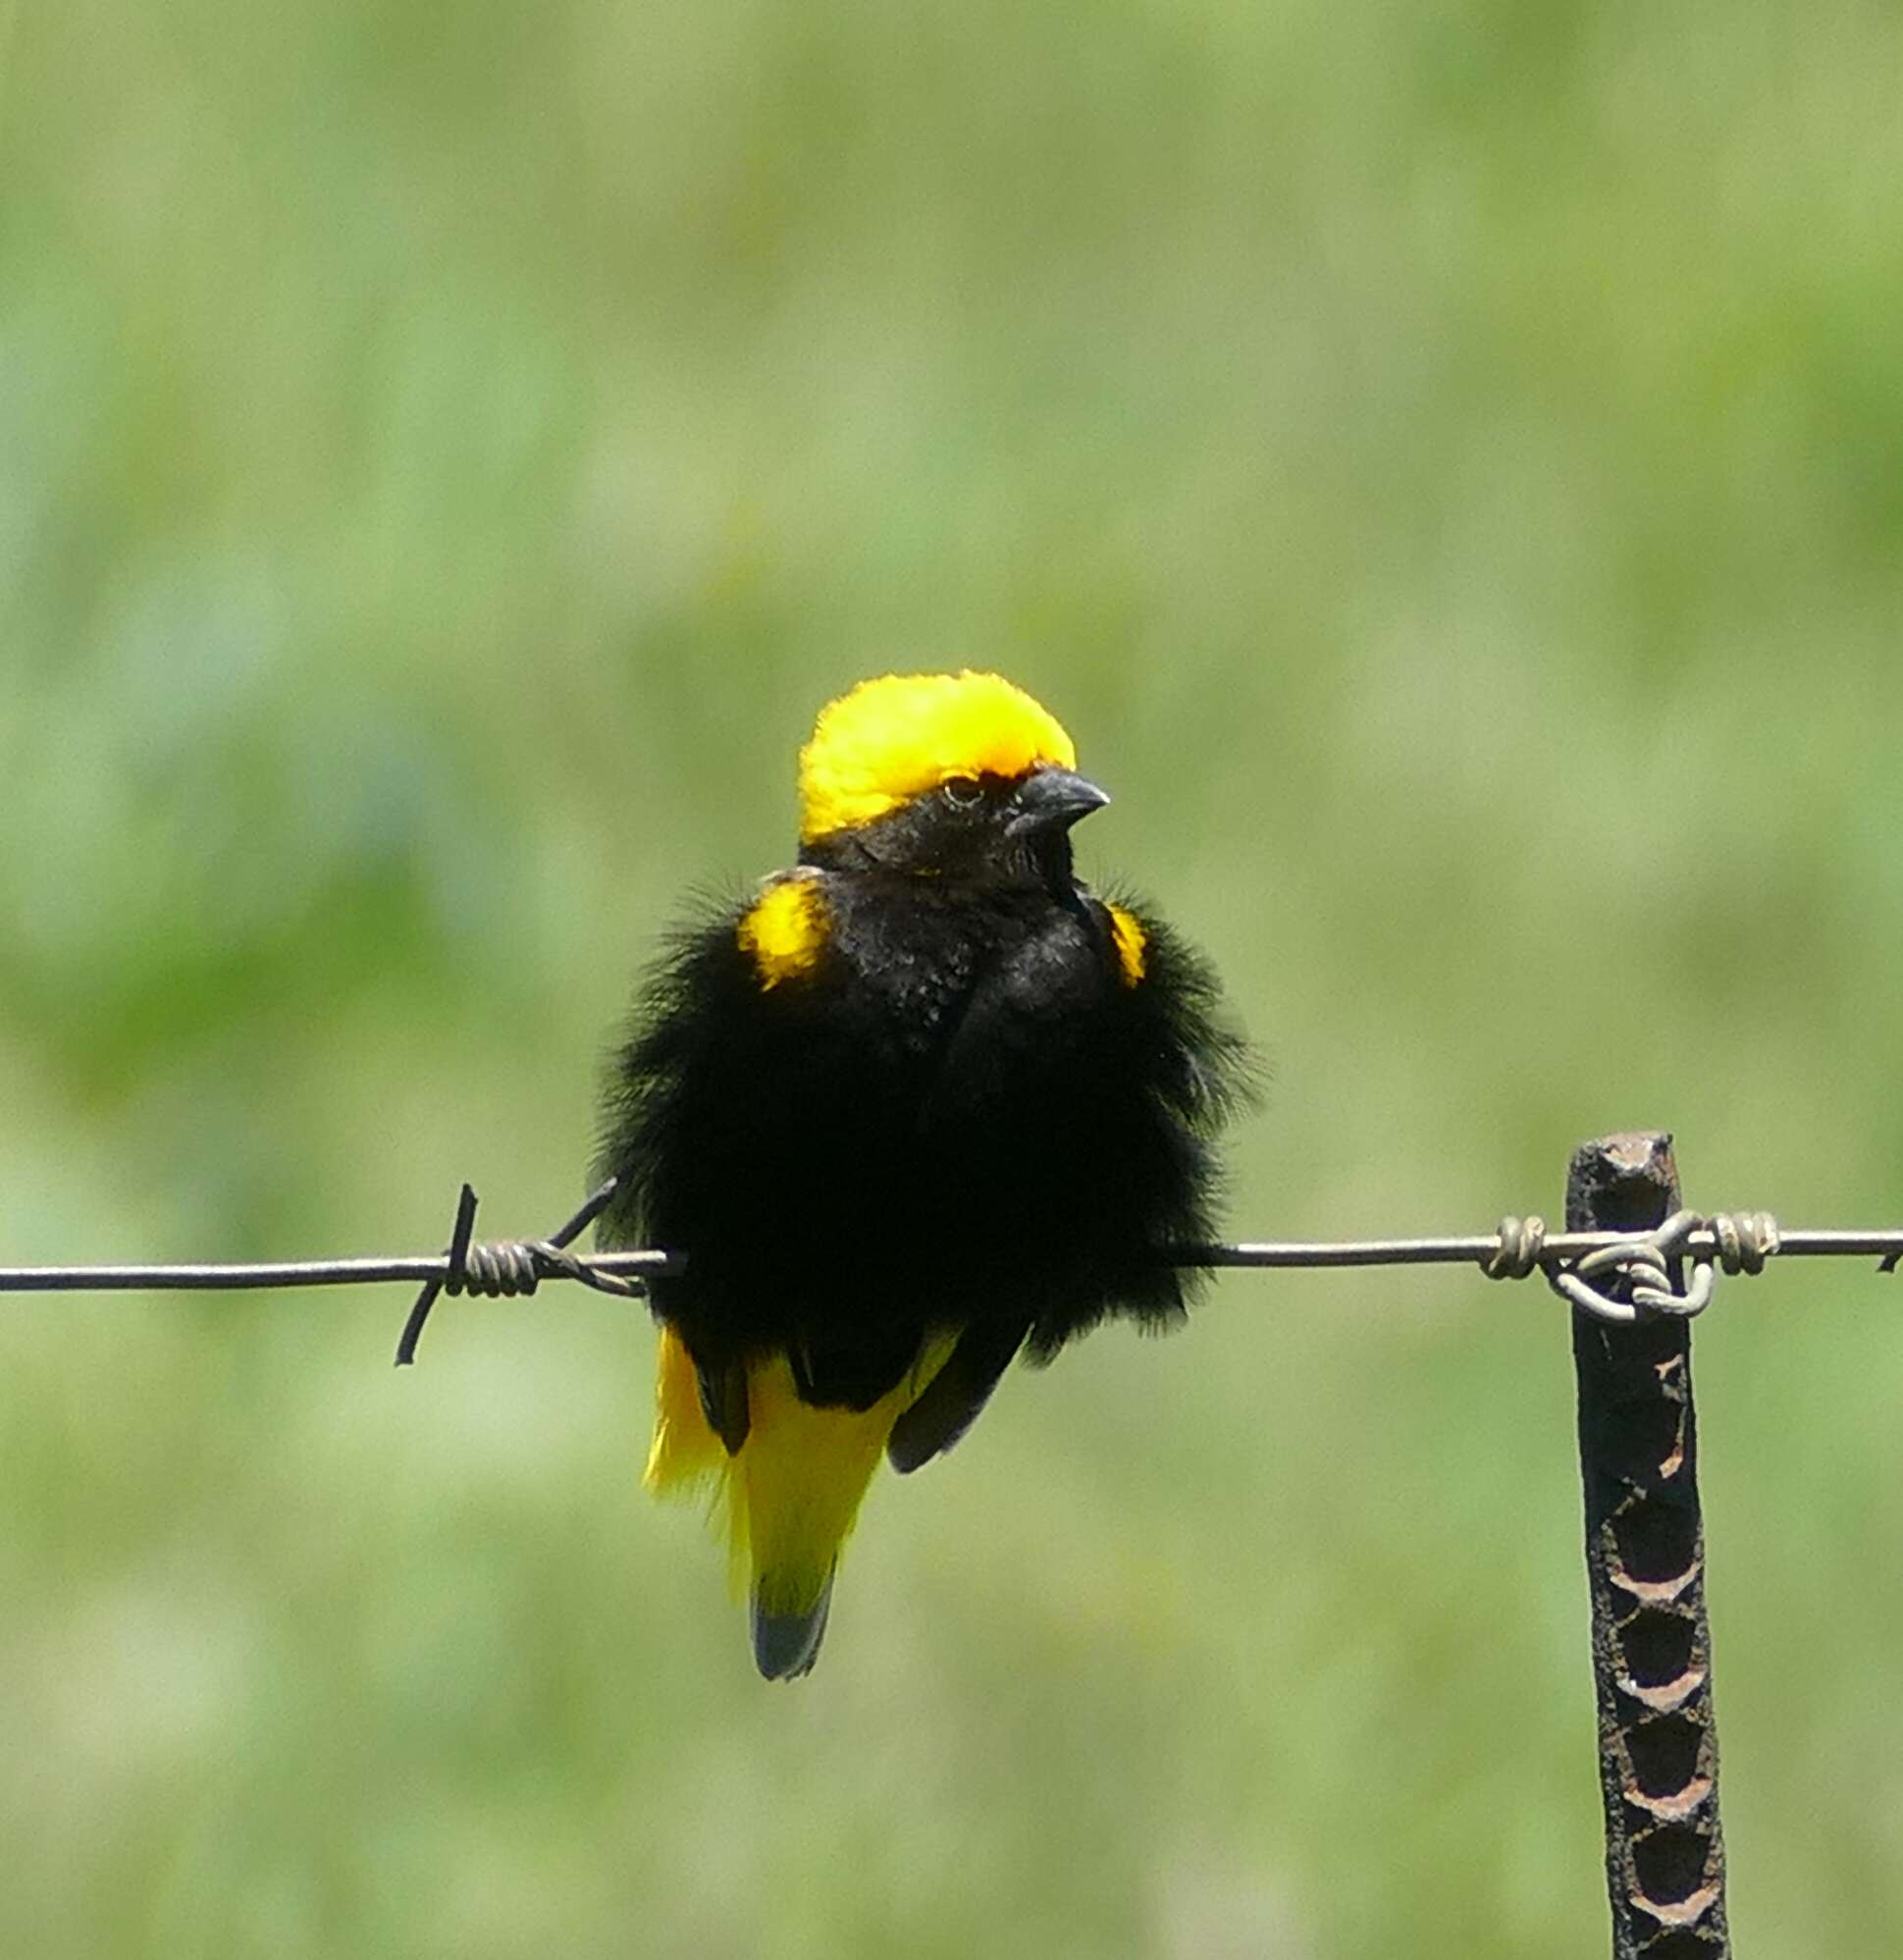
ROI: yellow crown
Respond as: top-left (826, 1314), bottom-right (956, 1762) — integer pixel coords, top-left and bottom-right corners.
top-left (798, 672), bottom-right (1077, 842)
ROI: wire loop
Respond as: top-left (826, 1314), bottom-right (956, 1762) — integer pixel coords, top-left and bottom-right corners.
top-left (1552, 1208), bottom-right (1700, 1324)
top-left (1543, 1208), bottom-right (1781, 1325)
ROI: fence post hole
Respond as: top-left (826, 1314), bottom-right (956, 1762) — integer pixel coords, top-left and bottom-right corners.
top-left (1567, 1132), bottom-right (1728, 1956)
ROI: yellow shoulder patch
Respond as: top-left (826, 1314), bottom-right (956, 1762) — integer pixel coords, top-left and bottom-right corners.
top-left (1105, 903), bottom-right (1147, 987)
top-left (798, 671), bottom-right (1077, 841)
top-left (737, 876), bottom-right (828, 987)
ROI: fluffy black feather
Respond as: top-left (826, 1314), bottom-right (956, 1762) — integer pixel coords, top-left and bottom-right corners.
top-left (596, 863), bottom-right (1250, 1427)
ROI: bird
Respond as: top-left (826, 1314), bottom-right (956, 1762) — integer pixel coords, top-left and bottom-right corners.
top-left (596, 670), bottom-right (1248, 1679)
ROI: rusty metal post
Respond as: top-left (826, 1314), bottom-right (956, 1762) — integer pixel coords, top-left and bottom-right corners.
top-left (1567, 1133), bottom-right (1728, 1955)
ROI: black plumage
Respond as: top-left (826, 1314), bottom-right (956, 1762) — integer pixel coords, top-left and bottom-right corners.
top-left (602, 873), bottom-right (1243, 1393)
top-left (594, 671), bottom-right (1250, 1675)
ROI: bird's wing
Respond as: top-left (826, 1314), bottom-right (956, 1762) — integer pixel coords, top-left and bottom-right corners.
top-left (885, 1316), bottom-right (1030, 1472)
top-left (695, 1352), bottom-right (751, 1454)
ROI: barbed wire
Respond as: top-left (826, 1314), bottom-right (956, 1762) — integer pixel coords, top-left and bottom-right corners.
top-left (2, 1178), bottom-right (1897, 1364)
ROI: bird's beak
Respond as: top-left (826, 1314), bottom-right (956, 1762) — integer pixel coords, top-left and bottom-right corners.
top-left (1004, 766), bottom-right (1112, 839)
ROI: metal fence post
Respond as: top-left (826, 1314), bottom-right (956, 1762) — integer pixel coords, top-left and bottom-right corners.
top-left (1567, 1132), bottom-right (1728, 1955)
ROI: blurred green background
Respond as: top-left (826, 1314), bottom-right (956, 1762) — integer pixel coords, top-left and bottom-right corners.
top-left (4, 2), bottom-right (1902, 1954)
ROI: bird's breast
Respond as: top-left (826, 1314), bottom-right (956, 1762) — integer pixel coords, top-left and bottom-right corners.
top-left (824, 875), bottom-right (1109, 1076)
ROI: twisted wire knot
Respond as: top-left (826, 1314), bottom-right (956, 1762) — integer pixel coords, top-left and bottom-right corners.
top-left (1709, 1209), bottom-right (1779, 1276)
top-left (449, 1238), bottom-right (554, 1298)
top-left (447, 1235), bottom-right (637, 1300)
top-left (1485, 1215), bottom-right (1548, 1280)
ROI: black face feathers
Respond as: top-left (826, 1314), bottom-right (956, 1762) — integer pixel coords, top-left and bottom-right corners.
top-left (800, 760), bottom-right (1110, 892)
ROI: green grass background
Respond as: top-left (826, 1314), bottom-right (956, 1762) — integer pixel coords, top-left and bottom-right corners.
top-left (5, 3), bottom-right (1903, 1954)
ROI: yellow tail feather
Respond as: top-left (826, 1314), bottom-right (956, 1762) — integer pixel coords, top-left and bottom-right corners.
top-left (644, 1326), bottom-right (954, 1675)
top-left (644, 1324), bottom-right (728, 1497)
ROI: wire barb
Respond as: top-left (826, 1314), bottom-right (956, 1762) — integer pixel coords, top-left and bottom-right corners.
top-left (393, 1179), bottom-right (635, 1368)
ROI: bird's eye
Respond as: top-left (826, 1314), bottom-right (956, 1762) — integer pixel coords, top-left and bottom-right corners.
top-left (941, 775), bottom-right (984, 808)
